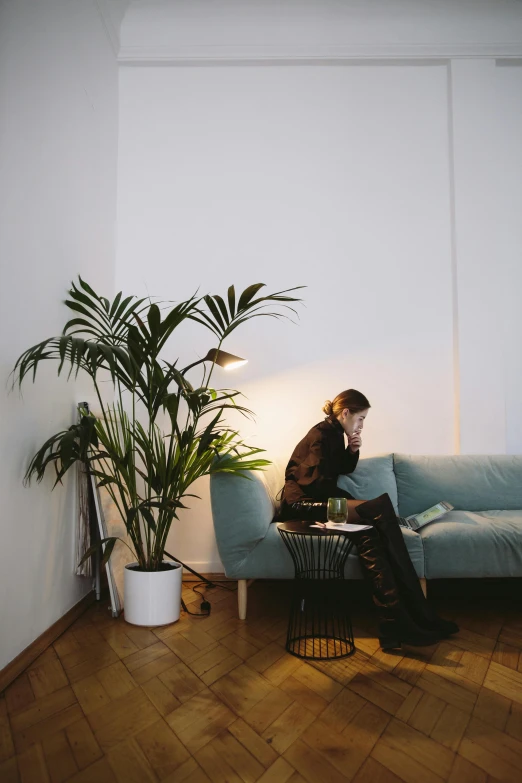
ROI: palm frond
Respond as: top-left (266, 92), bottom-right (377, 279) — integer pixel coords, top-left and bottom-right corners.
top-left (190, 283), bottom-right (304, 341)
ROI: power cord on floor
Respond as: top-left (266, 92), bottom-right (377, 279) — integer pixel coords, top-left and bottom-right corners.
top-left (182, 580), bottom-right (238, 616)
top-left (164, 549), bottom-right (238, 617)
top-left (181, 595), bottom-right (210, 617)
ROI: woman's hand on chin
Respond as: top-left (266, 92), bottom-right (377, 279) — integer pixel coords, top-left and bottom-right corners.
top-left (348, 432), bottom-right (362, 453)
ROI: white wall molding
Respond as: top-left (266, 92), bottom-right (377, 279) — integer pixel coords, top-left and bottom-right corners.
top-left (120, 0), bottom-right (522, 65)
top-left (118, 42), bottom-right (522, 66)
top-left (94, 0), bottom-right (120, 56)
top-left (95, 0), bottom-right (131, 58)
top-left (445, 63), bottom-right (461, 455)
top-left (448, 59), bottom-right (506, 454)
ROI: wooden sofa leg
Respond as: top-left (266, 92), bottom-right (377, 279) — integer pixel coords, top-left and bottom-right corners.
top-left (238, 580), bottom-right (247, 620)
top-left (420, 578), bottom-right (427, 598)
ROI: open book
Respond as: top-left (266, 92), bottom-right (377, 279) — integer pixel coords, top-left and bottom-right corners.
top-left (398, 501), bottom-right (453, 532)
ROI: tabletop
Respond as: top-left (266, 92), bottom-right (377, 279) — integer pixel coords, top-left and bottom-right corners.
top-left (276, 520), bottom-right (356, 537)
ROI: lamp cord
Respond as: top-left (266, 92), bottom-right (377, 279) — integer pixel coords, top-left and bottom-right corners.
top-left (164, 550), bottom-right (236, 617)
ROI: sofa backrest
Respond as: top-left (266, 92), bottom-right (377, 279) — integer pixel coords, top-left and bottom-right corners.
top-left (394, 454), bottom-right (522, 516)
top-left (337, 454), bottom-right (399, 513)
top-left (210, 471), bottom-right (275, 572)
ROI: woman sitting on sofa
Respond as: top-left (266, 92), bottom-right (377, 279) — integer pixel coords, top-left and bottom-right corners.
top-left (279, 388), bottom-right (458, 650)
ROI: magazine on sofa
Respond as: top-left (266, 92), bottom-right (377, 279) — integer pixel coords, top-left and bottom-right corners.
top-left (398, 501), bottom-right (454, 531)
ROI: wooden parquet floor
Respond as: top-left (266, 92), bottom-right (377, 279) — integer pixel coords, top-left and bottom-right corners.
top-left (2, 581), bottom-right (522, 783)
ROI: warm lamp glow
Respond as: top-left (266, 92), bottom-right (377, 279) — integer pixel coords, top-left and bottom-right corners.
top-left (224, 359), bottom-right (248, 371)
top-left (205, 348), bottom-right (248, 371)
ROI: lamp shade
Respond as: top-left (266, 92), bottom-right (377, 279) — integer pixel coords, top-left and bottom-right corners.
top-left (205, 348), bottom-right (248, 370)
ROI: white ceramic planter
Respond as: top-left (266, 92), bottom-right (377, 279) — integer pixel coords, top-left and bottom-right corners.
top-left (124, 561), bottom-right (182, 626)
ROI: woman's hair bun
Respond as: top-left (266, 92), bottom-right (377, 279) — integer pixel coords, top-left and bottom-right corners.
top-left (322, 400), bottom-right (333, 416)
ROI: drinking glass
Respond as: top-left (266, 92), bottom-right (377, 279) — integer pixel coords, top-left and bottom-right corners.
top-left (327, 497), bottom-right (348, 524)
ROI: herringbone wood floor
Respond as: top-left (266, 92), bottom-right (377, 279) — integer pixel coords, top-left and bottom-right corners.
top-left (2, 581), bottom-right (522, 783)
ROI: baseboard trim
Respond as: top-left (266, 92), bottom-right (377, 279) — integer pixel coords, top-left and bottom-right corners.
top-left (0, 590), bottom-right (96, 694)
top-left (182, 571), bottom-right (229, 582)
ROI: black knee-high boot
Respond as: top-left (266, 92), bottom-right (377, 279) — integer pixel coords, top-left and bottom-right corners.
top-left (351, 528), bottom-right (440, 649)
top-left (356, 494), bottom-right (459, 637)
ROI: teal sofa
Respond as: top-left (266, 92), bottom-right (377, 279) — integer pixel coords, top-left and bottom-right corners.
top-left (210, 454), bottom-right (522, 618)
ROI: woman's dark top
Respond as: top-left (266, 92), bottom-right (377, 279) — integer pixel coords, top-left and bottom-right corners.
top-left (280, 415), bottom-right (359, 515)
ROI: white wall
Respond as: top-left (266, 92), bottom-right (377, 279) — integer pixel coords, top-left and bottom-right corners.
top-left (0, 0), bottom-right (118, 669)
top-left (116, 62), bottom-right (458, 571)
top-left (115, 4), bottom-right (522, 573)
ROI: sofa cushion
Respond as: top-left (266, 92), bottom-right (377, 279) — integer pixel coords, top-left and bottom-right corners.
top-left (337, 455), bottom-right (399, 514)
top-left (394, 454), bottom-right (522, 517)
top-left (229, 522), bottom-right (425, 580)
top-left (420, 510), bottom-right (522, 579)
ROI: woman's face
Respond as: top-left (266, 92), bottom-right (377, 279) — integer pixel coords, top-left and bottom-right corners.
top-left (338, 408), bottom-right (369, 436)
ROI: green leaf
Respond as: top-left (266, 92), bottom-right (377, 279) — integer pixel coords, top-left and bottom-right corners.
top-left (132, 311), bottom-right (150, 339)
top-left (147, 303), bottom-right (161, 337)
top-left (95, 476), bottom-right (117, 488)
top-left (109, 290), bottom-right (123, 317)
top-left (139, 507), bottom-right (157, 533)
top-left (227, 285), bottom-right (236, 318)
top-left (237, 283), bottom-right (266, 311)
top-left (186, 312), bottom-right (221, 338)
top-left (78, 277), bottom-right (100, 299)
top-left (213, 295), bottom-right (229, 326)
top-left (100, 537), bottom-right (118, 568)
top-left (126, 507), bottom-right (140, 531)
top-left (197, 411), bottom-right (222, 456)
top-left (64, 301), bottom-right (103, 329)
top-left (203, 295), bottom-right (226, 331)
top-left (78, 536), bottom-right (118, 567)
top-left (163, 393), bottom-right (180, 429)
top-left (63, 318), bottom-right (101, 335)
top-left (58, 335), bottom-right (69, 374)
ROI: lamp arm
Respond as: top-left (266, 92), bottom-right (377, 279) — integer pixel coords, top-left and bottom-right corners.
top-left (180, 357), bottom-right (206, 375)
top-left (204, 345), bottom-right (221, 388)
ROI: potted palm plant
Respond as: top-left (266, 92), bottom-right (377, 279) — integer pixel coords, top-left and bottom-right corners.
top-left (13, 278), bottom-right (301, 626)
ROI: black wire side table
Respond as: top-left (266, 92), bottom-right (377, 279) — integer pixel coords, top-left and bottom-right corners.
top-left (277, 521), bottom-right (356, 660)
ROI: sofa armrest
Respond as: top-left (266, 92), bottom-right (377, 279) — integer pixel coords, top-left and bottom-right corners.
top-left (210, 472), bottom-right (274, 575)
